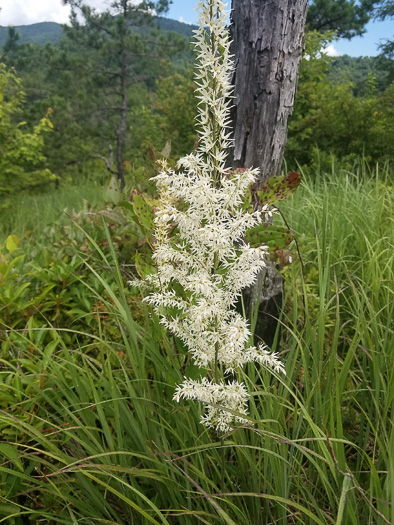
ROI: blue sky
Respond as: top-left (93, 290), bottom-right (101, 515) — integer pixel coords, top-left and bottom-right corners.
top-left (0, 0), bottom-right (392, 57)
top-left (335, 19), bottom-right (393, 56)
top-left (166, 0), bottom-right (199, 26)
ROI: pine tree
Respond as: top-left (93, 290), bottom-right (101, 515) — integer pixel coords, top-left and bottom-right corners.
top-left (307, 0), bottom-right (380, 38)
top-left (62, 0), bottom-right (183, 188)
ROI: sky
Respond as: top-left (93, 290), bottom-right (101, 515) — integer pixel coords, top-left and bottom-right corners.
top-left (0, 0), bottom-right (392, 57)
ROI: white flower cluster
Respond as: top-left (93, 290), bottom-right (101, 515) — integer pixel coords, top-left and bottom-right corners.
top-left (193, 0), bottom-right (234, 170)
top-left (140, 0), bottom-right (286, 433)
top-left (174, 378), bottom-right (249, 433)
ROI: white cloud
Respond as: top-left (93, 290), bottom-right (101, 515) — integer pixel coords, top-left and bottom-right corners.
top-left (323, 44), bottom-right (341, 57)
top-left (0, 0), bottom-right (70, 26)
top-left (303, 42), bottom-right (342, 61)
top-left (179, 16), bottom-right (192, 25)
top-left (0, 0), bottom-right (111, 27)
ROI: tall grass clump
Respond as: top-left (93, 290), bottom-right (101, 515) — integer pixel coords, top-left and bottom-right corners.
top-left (279, 166), bottom-right (393, 524)
top-left (1, 171), bottom-right (392, 523)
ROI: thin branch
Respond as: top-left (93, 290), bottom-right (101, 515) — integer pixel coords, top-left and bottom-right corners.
top-left (92, 154), bottom-right (118, 175)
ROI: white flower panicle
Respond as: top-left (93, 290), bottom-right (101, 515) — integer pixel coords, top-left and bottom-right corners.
top-left (193, 0), bottom-right (234, 172)
top-left (174, 378), bottom-right (249, 433)
top-left (138, 0), bottom-right (286, 433)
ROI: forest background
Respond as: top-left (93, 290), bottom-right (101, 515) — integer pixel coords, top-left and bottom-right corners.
top-left (0, 0), bottom-right (393, 206)
top-left (0, 0), bottom-right (393, 523)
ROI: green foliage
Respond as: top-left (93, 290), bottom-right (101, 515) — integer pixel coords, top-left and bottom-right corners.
top-left (242, 170), bottom-right (302, 259)
top-left (374, 0), bottom-right (394, 20)
top-left (131, 190), bottom-right (156, 231)
top-left (286, 31), bottom-right (334, 147)
top-left (0, 204), bottom-right (142, 355)
top-left (0, 179), bottom-right (106, 239)
top-left (287, 32), bottom-right (394, 168)
top-left (1, 26), bottom-right (20, 58)
top-left (2, 18), bottom-right (392, 187)
top-left (1, 13), bottom-right (190, 184)
top-left (105, 175), bottom-right (122, 204)
top-left (329, 54), bottom-right (391, 94)
top-left (130, 71), bottom-right (198, 164)
top-left (0, 64), bottom-right (55, 200)
top-left (0, 8), bottom-right (392, 521)
top-left (58, 0), bottom-right (185, 186)
top-left (0, 167), bottom-right (392, 523)
top-left (307, 0), bottom-right (379, 38)
top-left (148, 72), bottom-right (198, 157)
top-left (5, 235), bottom-right (20, 252)
top-left (373, 1), bottom-right (394, 91)
top-left (246, 223), bottom-right (294, 251)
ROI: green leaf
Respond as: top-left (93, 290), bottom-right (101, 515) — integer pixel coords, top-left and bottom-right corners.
top-left (246, 223), bottom-right (294, 250)
top-left (117, 200), bottom-right (134, 213)
top-left (43, 339), bottom-right (59, 367)
top-left (142, 194), bottom-right (160, 208)
top-left (105, 175), bottom-right (121, 204)
top-left (11, 282), bottom-right (31, 301)
top-left (118, 200), bottom-right (142, 229)
top-left (0, 444), bottom-right (23, 472)
top-left (135, 252), bottom-right (156, 279)
top-left (6, 235), bottom-right (20, 252)
top-left (0, 503), bottom-right (21, 516)
top-left (131, 192), bottom-right (155, 231)
top-left (161, 139), bottom-right (172, 158)
top-left (256, 171), bottom-right (301, 206)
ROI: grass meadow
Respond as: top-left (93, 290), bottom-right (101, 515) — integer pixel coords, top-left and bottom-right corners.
top-left (0, 165), bottom-right (392, 524)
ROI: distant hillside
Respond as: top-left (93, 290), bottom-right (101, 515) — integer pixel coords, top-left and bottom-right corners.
top-left (0, 17), bottom-right (197, 48)
top-left (0, 22), bottom-right (63, 47)
top-left (329, 55), bottom-right (390, 94)
top-left (155, 17), bottom-right (197, 38)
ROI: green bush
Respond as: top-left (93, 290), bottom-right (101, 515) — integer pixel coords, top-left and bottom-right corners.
top-left (0, 64), bottom-right (55, 202)
top-left (0, 200), bottom-right (145, 357)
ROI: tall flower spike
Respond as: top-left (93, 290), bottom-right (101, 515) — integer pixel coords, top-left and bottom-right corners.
top-left (139, 0), bottom-right (286, 434)
top-left (193, 0), bottom-right (234, 176)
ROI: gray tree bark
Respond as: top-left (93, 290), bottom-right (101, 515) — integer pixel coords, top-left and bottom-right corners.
top-left (229, 0), bottom-right (308, 346)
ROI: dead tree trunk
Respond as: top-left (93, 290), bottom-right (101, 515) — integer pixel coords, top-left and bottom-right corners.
top-left (229, 0), bottom-right (308, 346)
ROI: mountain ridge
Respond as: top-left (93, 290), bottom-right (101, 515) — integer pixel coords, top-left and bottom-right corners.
top-left (0, 17), bottom-right (198, 48)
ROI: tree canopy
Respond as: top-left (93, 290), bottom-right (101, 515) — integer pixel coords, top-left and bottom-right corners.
top-left (307, 0), bottom-right (380, 38)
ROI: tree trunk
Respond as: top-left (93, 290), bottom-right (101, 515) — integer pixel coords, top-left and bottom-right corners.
top-left (229, 0), bottom-right (308, 346)
top-left (116, 51), bottom-right (128, 190)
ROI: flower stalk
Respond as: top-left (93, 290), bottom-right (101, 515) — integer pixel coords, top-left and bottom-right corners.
top-left (139, 0), bottom-right (286, 434)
